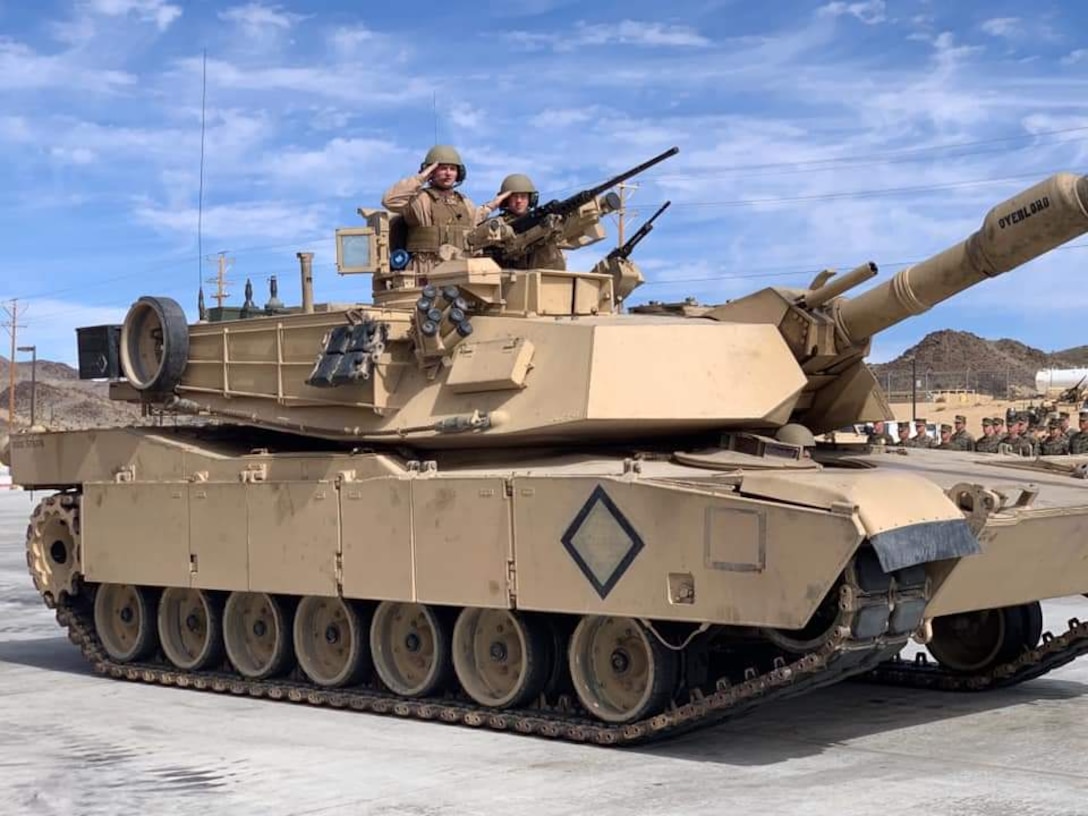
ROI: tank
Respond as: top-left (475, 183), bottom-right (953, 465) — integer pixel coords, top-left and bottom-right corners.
top-left (5, 160), bottom-right (1088, 746)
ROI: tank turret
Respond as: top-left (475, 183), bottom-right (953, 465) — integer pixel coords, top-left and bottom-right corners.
top-left (94, 172), bottom-right (1088, 445)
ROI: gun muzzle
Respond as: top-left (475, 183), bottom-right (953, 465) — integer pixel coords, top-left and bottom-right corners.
top-left (835, 173), bottom-right (1088, 344)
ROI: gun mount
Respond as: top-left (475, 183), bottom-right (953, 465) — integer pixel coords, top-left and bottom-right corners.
top-left (465, 147), bottom-right (678, 268)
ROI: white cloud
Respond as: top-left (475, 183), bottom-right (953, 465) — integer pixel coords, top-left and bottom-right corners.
top-left (506, 20), bottom-right (710, 51)
top-left (1061, 49), bottom-right (1088, 65)
top-left (817, 1), bottom-right (886, 25)
top-left (86, 0), bottom-right (182, 31)
top-left (218, 3), bottom-right (307, 31)
top-left (134, 201), bottom-right (330, 243)
top-left (0, 39), bottom-right (135, 92)
top-left (329, 24), bottom-right (376, 52)
top-left (50, 146), bottom-right (97, 165)
top-left (980, 17), bottom-right (1019, 39)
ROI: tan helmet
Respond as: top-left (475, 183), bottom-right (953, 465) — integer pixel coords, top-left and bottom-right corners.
top-left (775, 423), bottom-right (816, 448)
top-left (499, 173), bottom-right (539, 208)
top-left (421, 145), bottom-right (466, 184)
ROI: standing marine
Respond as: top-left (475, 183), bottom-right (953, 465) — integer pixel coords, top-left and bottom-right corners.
top-left (948, 414), bottom-right (975, 451)
top-left (1069, 410), bottom-right (1088, 455)
top-left (866, 420), bottom-right (894, 446)
top-left (974, 418), bottom-right (1001, 453)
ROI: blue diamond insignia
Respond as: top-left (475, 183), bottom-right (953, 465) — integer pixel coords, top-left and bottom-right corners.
top-left (560, 485), bottom-right (645, 599)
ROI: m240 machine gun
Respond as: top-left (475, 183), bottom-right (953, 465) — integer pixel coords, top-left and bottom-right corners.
top-left (465, 147), bottom-right (679, 268)
top-left (589, 200), bottom-right (672, 306)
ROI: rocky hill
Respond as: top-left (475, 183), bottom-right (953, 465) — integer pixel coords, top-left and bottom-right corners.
top-left (0, 357), bottom-right (143, 432)
top-left (869, 330), bottom-right (1087, 397)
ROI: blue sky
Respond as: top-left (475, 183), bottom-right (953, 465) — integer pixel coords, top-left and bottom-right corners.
top-left (1, 0), bottom-right (1087, 367)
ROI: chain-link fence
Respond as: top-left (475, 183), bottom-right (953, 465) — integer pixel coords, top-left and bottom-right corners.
top-left (875, 368), bottom-right (1015, 402)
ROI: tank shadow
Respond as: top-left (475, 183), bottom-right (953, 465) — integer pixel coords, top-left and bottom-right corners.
top-left (635, 674), bottom-right (1088, 765)
top-left (0, 635), bottom-right (95, 676)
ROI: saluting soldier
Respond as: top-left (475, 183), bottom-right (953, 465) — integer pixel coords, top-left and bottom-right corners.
top-left (486, 173), bottom-right (570, 271)
top-left (1040, 418), bottom-right (1070, 455)
top-left (1069, 410), bottom-right (1088, 455)
top-left (974, 418), bottom-right (1000, 453)
top-left (381, 145), bottom-right (509, 276)
top-left (948, 414), bottom-right (975, 451)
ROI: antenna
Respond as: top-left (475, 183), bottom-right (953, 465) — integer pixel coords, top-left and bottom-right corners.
top-left (197, 48), bottom-right (208, 319)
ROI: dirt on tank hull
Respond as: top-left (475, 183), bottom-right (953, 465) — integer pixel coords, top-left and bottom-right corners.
top-left (7, 161), bottom-right (1088, 744)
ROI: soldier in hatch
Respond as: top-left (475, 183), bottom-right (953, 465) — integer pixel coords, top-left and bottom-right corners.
top-left (948, 414), bottom-right (975, 451)
top-left (381, 145), bottom-right (510, 276)
top-left (867, 420), bottom-right (894, 446)
top-left (489, 173), bottom-right (568, 270)
top-left (1040, 418), bottom-right (1070, 456)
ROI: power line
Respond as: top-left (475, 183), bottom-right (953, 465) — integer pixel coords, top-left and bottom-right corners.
top-left (546, 124), bottom-right (1088, 195)
top-left (2, 299), bottom-right (27, 427)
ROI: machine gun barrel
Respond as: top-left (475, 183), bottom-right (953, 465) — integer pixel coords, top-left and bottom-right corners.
top-left (835, 173), bottom-right (1088, 343)
top-left (508, 146), bottom-right (679, 235)
top-left (609, 200), bottom-right (671, 260)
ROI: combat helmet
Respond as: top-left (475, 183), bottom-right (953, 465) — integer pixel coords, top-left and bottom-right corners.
top-left (499, 173), bottom-right (540, 208)
top-left (421, 145), bottom-right (466, 184)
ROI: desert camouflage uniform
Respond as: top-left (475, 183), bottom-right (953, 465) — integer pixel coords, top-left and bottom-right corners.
top-left (1040, 433), bottom-right (1070, 456)
top-left (1070, 432), bottom-right (1088, 455)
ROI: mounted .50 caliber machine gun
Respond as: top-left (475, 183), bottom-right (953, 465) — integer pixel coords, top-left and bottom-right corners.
top-left (464, 147), bottom-right (679, 269)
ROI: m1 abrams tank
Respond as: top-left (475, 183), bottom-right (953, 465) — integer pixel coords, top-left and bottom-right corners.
top-left (6, 155), bottom-right (1088, 746)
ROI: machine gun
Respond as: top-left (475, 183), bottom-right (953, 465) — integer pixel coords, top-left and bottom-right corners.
top-left (1058, 374), bottom-right (1087, 405)
top-left (607, 200), bottom-right (671, 261)
top-left (465, 147), bottom-right (679, 265)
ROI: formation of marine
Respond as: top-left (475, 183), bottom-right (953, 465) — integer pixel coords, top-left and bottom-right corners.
top-left (866, 408), bottom-right (1088, 455)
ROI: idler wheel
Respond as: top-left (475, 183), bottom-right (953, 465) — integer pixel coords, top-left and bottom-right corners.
top-left (369, 601), bottom-right (452, 697)
top-left (928, 605), bottom-right (1033, 674)
top-left (119, 295), bottom-right (189, 392)
top-left (293, 596), bottom-right (371, 688)
top-left (157, 587), bottom-right (224, 671)
top-left (568, 616), bottom-right (677, 724)
top-left (26, 494), bottom-right (82, 608)
top-left (452, 608), bottom-right (550, 709)
top-left (223, 592), bottom-right (293, 680)
top-left (93, 583), bottom-right (159, 663)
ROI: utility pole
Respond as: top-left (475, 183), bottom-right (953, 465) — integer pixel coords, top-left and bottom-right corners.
top-left (17, 345), bottom-right (36, 426)
top-left (205, 252), bottom-right (233, 308)
top-left (616, 182), bottom-right (639, 248)
top-left (2, 300), bottom-right (27, 427)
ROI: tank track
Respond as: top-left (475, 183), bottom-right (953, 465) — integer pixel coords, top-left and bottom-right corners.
top-left (39, 556), bottom-right (927, 747)
top-left (860, 615), bottom-right (1088, 692)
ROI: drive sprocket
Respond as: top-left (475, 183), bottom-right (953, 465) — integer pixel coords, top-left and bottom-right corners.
top-left (25, 493), bottom-right (82, 608)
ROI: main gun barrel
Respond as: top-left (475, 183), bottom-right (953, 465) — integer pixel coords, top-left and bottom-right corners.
top-left (835, 173), bottom-right (1088, 343)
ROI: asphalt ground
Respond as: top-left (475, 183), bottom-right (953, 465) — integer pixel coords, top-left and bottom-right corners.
top-left (1, 490), bottom-right (1086, 815)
